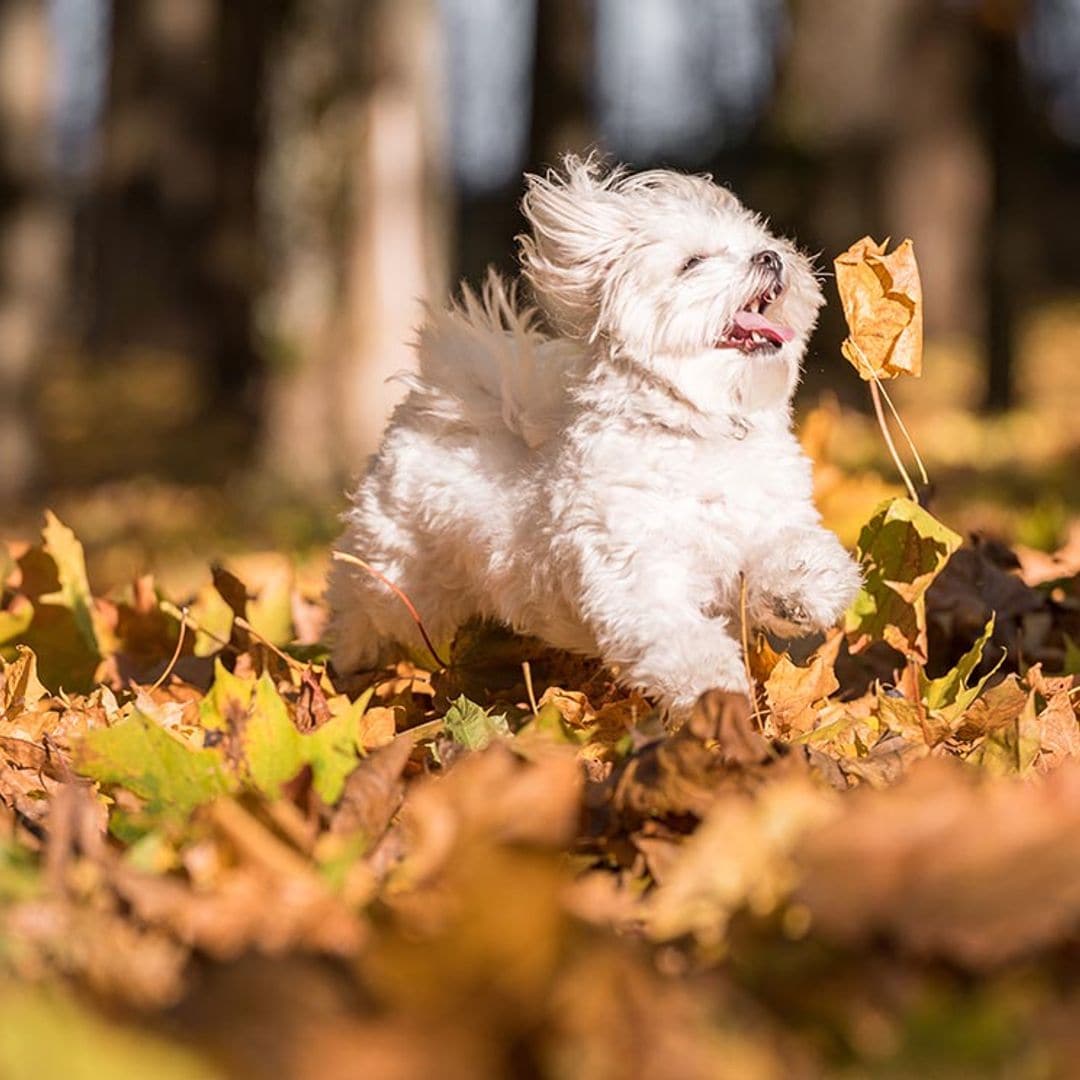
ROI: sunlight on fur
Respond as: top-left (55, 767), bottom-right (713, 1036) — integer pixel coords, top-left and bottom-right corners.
top-left (328, 155), bottom-right (861, 722)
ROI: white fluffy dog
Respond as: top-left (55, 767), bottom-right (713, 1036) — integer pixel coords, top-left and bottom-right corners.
top-left (328, 157), bottom-right (861, 720)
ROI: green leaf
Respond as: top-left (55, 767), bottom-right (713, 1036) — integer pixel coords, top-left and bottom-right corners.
top-left (1063, 635), bottom-right (1080, 677)
top-left (970, 690), bottom-right (1041, 776)
top-left (0, 596), bottom-right (34, 651)
top-left (242, 673), bottom-right (304, 797)
top-left (918, 618), bottom-right (1004, 736)
top-left (0, 842), bottom-right (41, 903)
top-left (921, 618), bottom-right (997, 712)
top-left (0, 986), bottom-right (221, 1080)
top-left (238, 673), bottom-right (374, 804)
top-left (5, 514), bottom-right (106, 691)
top-left (244, 560), bottom-right (294, 647)
top-left (183, 585), bottom-right (235, 657)
top-left (198, 657), bottom-right (255, 731)
top-left (38, 511), bottom-right (100, 655)
top-left (77, 708), bottom-right (233, 821)
top-left (845, 498), bottom-right (962, 659)
top-left (443, 695), bottom-right (510, 750)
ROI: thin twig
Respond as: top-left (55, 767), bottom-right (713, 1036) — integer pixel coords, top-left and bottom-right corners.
top-left (869, 379), bottom-right (919, 503)
top-left (149, 606), bottom-right (188, 692)
top-left (848, 338), bottom-right (928, 501)
top-left (872, 375), bottom-right (929, 485)
top-left (738, 573), bottom-right (764, 731)
top-left (331, 551), bottom-right (449, 671)
top-left (160, 601), bottom-right (237, 655)
top-left (522, 660), bottom-right (539, 716)
top-left (234, 615), bottom-right (306, 673)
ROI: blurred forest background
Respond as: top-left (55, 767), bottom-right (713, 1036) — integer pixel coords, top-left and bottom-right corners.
top-left (2, 0), bottom-right (1080, 587)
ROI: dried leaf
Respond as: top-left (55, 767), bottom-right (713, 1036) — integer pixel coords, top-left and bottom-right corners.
top-left (845, 498), bottom-right (962, 660)
top-left (797, 760), bottom-right (1080, 967)
top-left (835, 235), bottom-right (923, 380)
top-left (1, 646), bottom-right (47, 715)
top-left (1035, 691), bottom-right (1080, 774)
top-left (646, 778), bottom-right (840, 945)
top-left (764, 634), bottom-right (841, 736)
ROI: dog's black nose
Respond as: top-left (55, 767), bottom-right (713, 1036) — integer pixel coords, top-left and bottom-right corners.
top-left (753, 249), bottom-right (783, 275)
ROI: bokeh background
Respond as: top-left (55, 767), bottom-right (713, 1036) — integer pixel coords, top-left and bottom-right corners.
top-left (2, 0), bottom-right (1079, 587)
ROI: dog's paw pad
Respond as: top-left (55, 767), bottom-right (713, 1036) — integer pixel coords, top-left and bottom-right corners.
top-left (769, 595), bottom-right (812, 628)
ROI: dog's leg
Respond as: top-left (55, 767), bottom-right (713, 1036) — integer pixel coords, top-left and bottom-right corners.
top-left (629, 622), bottom-right (749, 726)
top-left (746, 526), bottom-right (862, 638)
top-left (576, 550), bottom-right (749, 725)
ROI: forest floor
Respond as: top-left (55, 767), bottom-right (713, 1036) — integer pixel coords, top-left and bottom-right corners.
top-left (3, 299), bottom-right (1080, 1077)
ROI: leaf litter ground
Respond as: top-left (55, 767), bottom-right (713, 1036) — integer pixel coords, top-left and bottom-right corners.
top-left (3, 235), bottom-right (1080, 1078)
top-left (2, 501), bottom-right (1080, 1080)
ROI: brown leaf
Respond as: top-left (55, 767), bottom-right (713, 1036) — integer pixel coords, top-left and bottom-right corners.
top-left (955, 673), bottom-right (1027, 739)
top-left (837, 732), bottom-right (927, 788)
top-left (646, 777), bottom-right (840, 945)
top-left (1036, 691), bottom-right (1080, 774)
top-left (834, 236), bottom-right (923, 380)
top-left (764, 635), bottom-right (841, 736)
top-left (295, 668), bottom-right (332, 733)
top-left (392, 744), bottom-right (581, 891)
top-left (747, 632), bottom-right (783, 685)
top-left (330, 734), bottom-right (414, 841)
top-left (1, 646), bottom-right (47, 714)
top-left (797, 759), bottom-right (1080, 967)
top-left (357, 706), bottom-right (397, 749)
top-left (604, 693), bottom-right (783, 829)
top-left (1014, 521), bottom-right (1080, 586)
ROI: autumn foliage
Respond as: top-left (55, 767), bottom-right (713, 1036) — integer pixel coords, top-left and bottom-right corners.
top-left (3, 244), bottom-right (1080, 1078)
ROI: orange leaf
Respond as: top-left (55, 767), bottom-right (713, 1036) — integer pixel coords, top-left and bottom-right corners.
top-left (764, 634), bottom-right (842, 736)
top-left (834, 236), bottom-right (923, 380)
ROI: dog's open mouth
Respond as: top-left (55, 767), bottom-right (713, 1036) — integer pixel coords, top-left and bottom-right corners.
top-left (718, 290), bottom-right (795, 353)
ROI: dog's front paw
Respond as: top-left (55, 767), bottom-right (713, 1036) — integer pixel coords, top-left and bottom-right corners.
top-left (751, 536), bottom-right (862, 638)
top-left (766, 592), bottom-right (814, 633)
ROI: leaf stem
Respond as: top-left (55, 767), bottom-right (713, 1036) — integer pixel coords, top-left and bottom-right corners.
top-left (869, 378), bottom-right (920, 504)
top-left (871, 375), bottom-right (929, 486)
top-left (331, 551), bottom-right (449, 671)
top-left (738, 573), bottom-right (764, 731)
top-left (148, 606), bottom-right (188, 692)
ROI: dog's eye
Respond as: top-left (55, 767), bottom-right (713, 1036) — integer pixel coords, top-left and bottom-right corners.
top-left (679, 254), bottom-right (708, 275)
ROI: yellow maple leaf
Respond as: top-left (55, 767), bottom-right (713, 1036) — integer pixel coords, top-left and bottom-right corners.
top-left (834, 236), bottom-right (923, 380)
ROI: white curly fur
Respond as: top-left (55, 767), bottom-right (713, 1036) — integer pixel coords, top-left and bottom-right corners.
top-left (328, 156), bottom-right (861, 721)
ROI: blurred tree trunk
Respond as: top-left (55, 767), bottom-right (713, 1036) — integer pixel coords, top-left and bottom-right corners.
top-left (259, 0), bottom-right (446, 495)
top-left (774, 0), bottom-right (990, 410)
top-left (0, 0), bottom-right (67, 499)
top-left (981, 17), bottom-right (1030, 412)
top-left (453, 0), bottom-right (594, 288)
top-left (87, 0), bottom-right (277, 413)
top-left (881, 4), bottom-right (988, 351)
top-left (528, 0), bottom-right (594, 167)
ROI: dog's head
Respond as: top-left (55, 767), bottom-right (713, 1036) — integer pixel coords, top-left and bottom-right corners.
top-left (519, 156), bottom-right (823, 413)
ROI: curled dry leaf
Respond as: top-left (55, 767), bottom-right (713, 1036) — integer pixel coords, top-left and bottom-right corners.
top-left (764, 634), bottom-right (842, 737)
top-left (834, 236), bottom-right (923, 380)
top-left (796, 759), bottom-right (1080, 968)
top-left (645, 777), bottom-right (841, 946)
top-left (845, 497), bottom-right (962, 660)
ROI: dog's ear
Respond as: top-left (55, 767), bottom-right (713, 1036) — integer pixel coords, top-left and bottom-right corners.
top-left (518, 154), bottom-right (632, 339)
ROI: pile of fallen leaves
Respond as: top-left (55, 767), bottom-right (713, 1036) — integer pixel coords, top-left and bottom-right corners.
top-left (4, 238), bottom-right (1080, 1078)
top-left (3, 507), bottom-right (1080, 1079)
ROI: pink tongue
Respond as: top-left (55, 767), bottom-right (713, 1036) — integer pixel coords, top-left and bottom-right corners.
top-left (732, 310), bottom-right (795, 344)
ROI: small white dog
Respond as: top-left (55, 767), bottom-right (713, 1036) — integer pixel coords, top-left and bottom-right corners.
top-left (328, 157), bottom-right (861, 720)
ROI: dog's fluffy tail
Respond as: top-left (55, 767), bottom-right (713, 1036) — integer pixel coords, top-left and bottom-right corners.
top-left (396, 269), bottom-right (587, 449)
